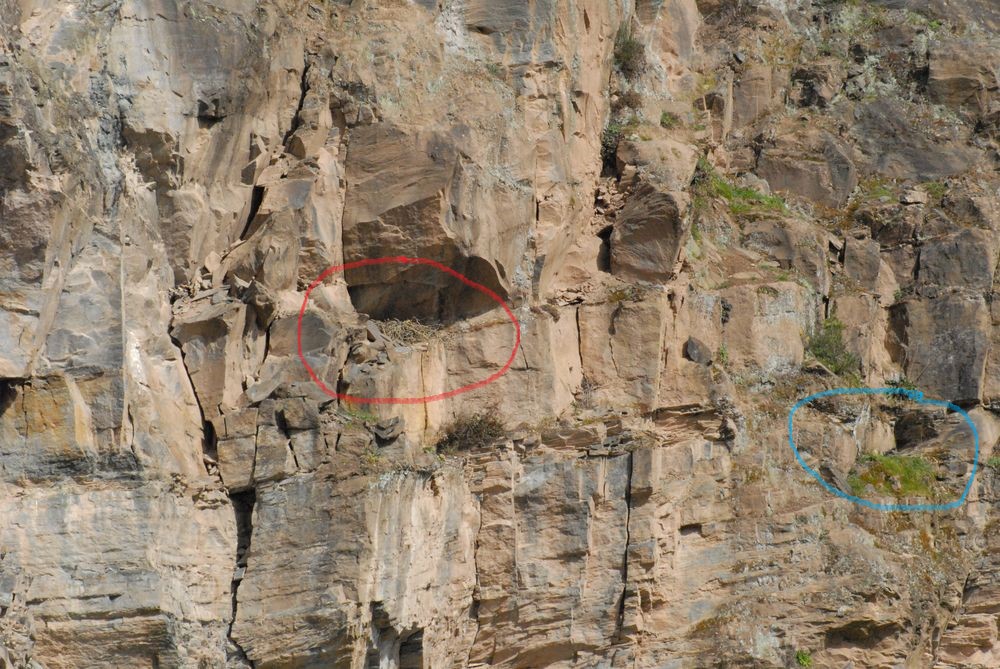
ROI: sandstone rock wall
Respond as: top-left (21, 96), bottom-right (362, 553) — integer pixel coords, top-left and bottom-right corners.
top-left (2, 0), bottom-right (1000, 667)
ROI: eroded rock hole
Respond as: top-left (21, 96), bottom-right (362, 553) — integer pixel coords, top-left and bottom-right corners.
top-left (679, 523), bottom-right (703, 537)
top-left (399, 631), bottom-right (423, 669)
top-left (346, 255), bottom-right (508, 324)
top-left (231, 490), bottom-right (256, 570)
top-left (0, 380), bottom-right (19, 420)
top-left (597, 225), bottom-right (613, 273)
top-left (239, 185), bottom-right (266, 240)
top-left (227, 489), bottom-right (256, 663)
top-left (364, 602), bottom-right (424, 669)
top-left (203, 419), bottom-right (218, 464)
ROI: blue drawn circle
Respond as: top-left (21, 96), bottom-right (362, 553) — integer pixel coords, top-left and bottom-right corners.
top-left (787, 387), bottom-right (980, 511)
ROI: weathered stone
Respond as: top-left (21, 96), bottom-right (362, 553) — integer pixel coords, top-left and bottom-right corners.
top-left (732, 63), bottom-right (785, 127)
top-left (850, 99), bottom-right (984, 181)
top-left (171, 298), bottom-right (248, 421)
top-left (254, 425), bottom-right (297, 483)
top-left (718, 282), bottom-right (816, 374)
top-left (917, 228), bottom-right (997, 294)
top-left (610, 182), bottom-right (689, 282)
top-left (756, 125), bottom-right (857, 207)
top-left (616, 135), bottom-right (699, 191)
top-left (684, 337), bottom-right (713, 365)
top-left (890, 295), bottom-right (989, 403)
top-left (789, 59), bottom-right (845, 108)
top-left (843, 236), bottom-right (882, 289)
top-left (927, 39), bottom-right (1000, 114)
top-left (901, 189), bottom-right (929, 205)
top-left (218, 437), bottom-right (255, 492)
top-left (373, 416), bottom-right (404, 442)
top-left (278, 397), bottom-right (320, 431)
top-left (742, 216), bottom-right (830, 294)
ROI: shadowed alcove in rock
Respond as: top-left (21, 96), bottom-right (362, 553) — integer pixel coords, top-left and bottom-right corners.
top-left (344, 254), bottom-right (509, 325)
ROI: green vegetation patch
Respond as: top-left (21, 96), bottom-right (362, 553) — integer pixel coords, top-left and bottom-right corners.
top-left (796, 650), bottom-right (813, 668)
top-left (807, 317), bottom-right (859, 376)
top-left (922, 181), bottom-right (947, 203)
top-left (888, 376), bottom-right (918, 391)
top-left (694, 157), bottom-right (787, 216)
top-left (848, 454), bottom-right (938, 499)
top-left (659, 111), bottom-right (681, 129)
top-left (607, 284), bottom-right (646, 303)
top-left (340, 402), bottom-right (378, 425)
top-left (716, 343), bottom-right (729, 366)
top-left (601, 116), bottom-right (640, 164)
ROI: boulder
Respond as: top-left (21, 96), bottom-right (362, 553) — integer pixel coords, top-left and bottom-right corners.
top-left (684, 337), bottom-right (713, 365)
top-left (616, 135), bottom-right (699, 191)
top-left (610, 182), bottom-right (689, 282)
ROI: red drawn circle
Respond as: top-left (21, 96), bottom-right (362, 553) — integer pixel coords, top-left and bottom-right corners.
top-left (297, 256), bottom-right (522, 404)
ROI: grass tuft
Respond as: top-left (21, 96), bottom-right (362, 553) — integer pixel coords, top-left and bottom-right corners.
top-left (923, 181), bottom-right (947, 203)
top-left (849, 454), bottom-right (938, 499)
top-left (717, 343), bottom-right (729, 366)
top-left (659, 111), bottom-right (681, 129)
top-left (340, 402), bottom-right (378, 425)
top-left (694, 157), bottom-right (786, 216)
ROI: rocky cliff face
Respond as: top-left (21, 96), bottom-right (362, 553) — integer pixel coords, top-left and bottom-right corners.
top-left (1, 0), bottom-right (999, 667)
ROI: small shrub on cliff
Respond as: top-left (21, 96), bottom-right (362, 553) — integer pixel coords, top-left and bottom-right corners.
top-left (888, 376), bottom-right (917, 391)
top-left (435, 411), bottom-right (507, 453)
top-left (807, 317), bottom-right (859, 376)
top-left (614, 26), bottom-right (646, 79)
top-left (612, 89), bottom-right (644, 113)
top-left (716, 344), bottom-right (729, 366)
top-left (795, 650), bottom-right (813, 667)
top-left (659, 111), bottom-right (681, 129)
top-left (602, 121), bottom-right (625, 164)
top-left (601, 116), bottom-right (639, 165)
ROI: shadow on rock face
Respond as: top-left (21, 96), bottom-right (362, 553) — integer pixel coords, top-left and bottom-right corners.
top-left (345, 255), bottom-right (509, 324)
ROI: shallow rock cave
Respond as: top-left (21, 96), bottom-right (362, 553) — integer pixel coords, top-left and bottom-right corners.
top-left (344, 254), bottom-right (509, 325)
